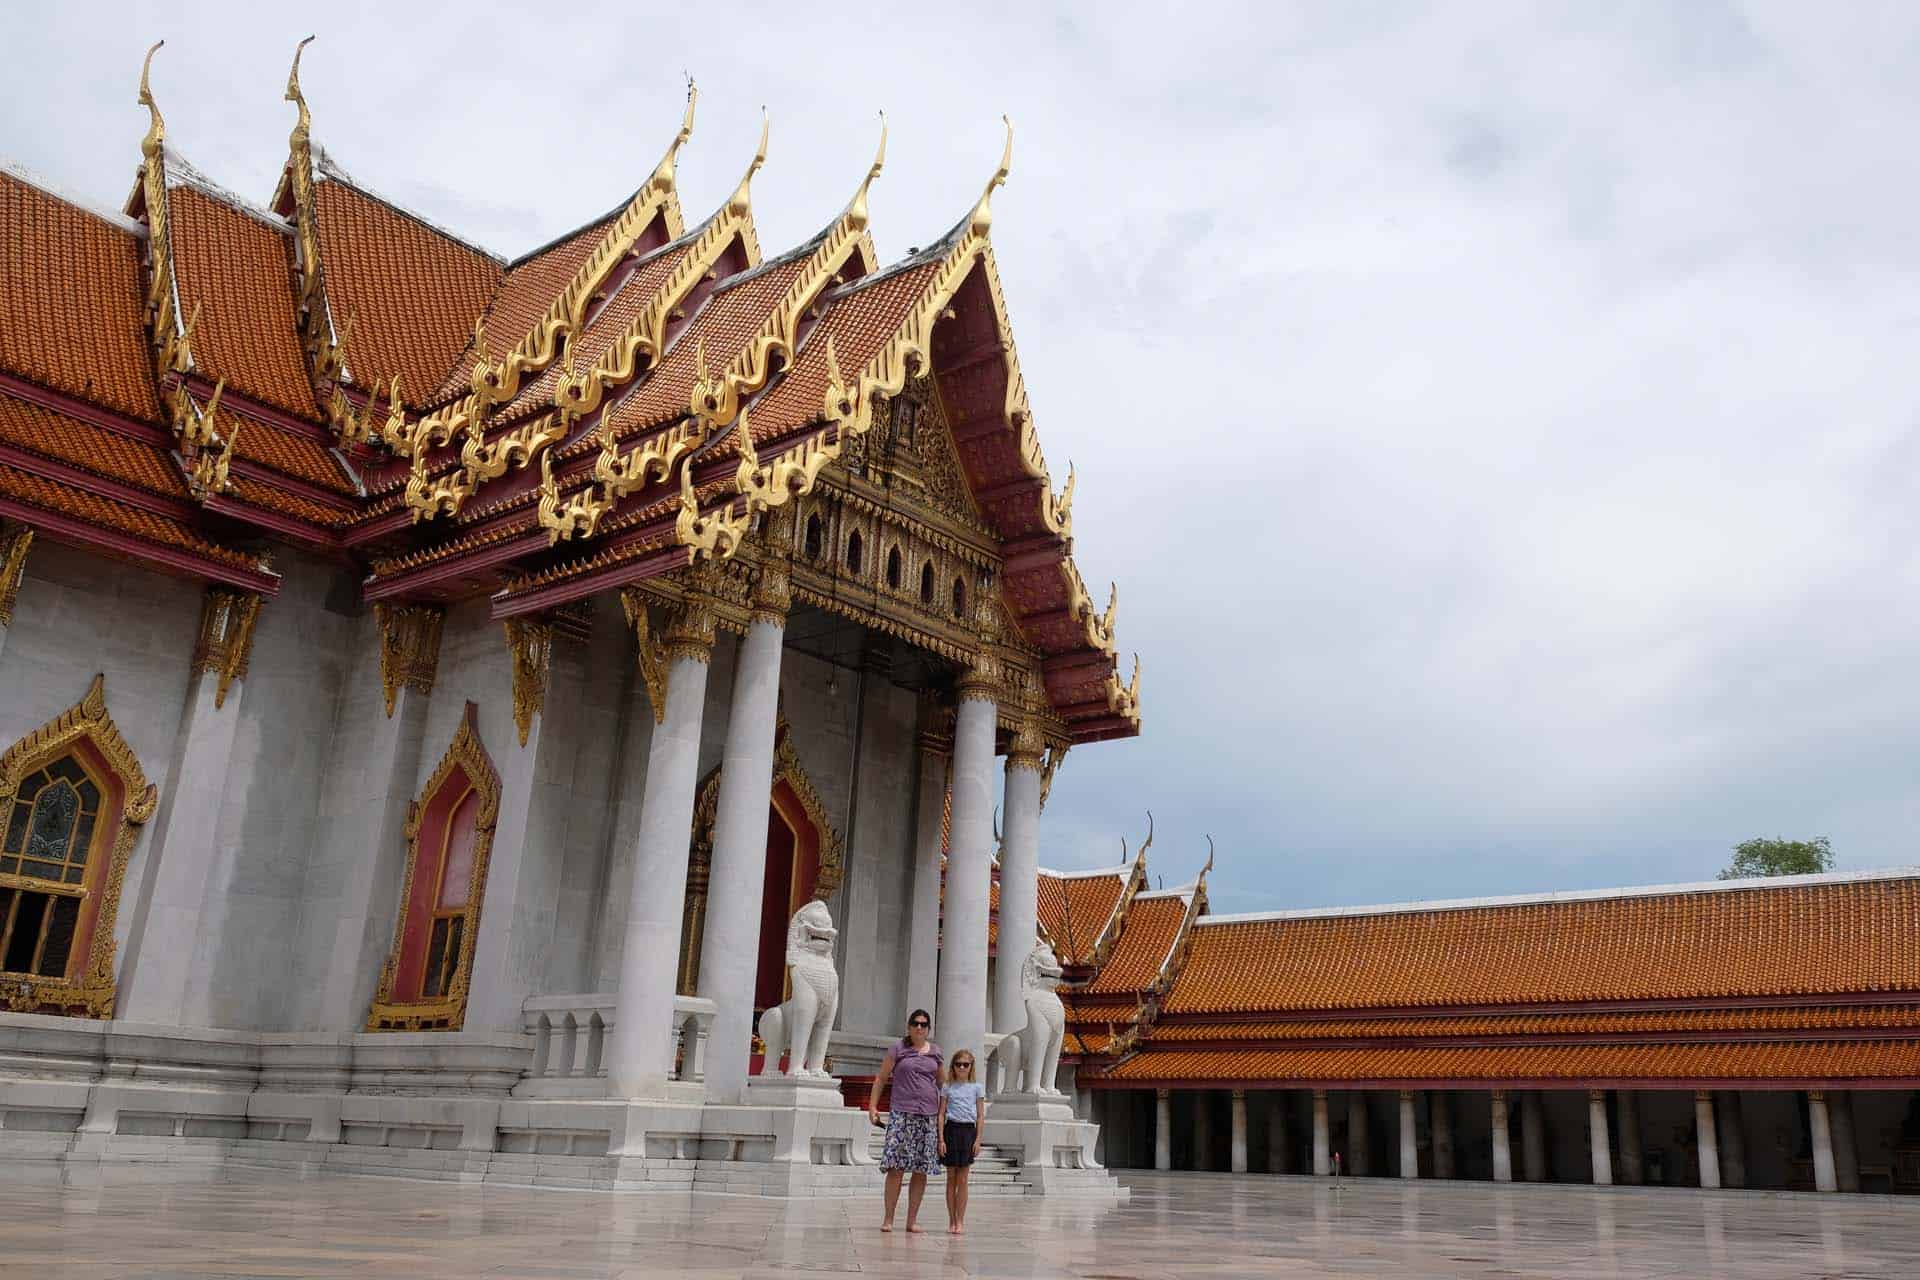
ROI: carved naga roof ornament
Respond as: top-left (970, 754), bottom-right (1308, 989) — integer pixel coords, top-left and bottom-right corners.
top-left (133, 41), bottom-right (190, 383)
top-left (279, 36), bottom-right (345, 391)
top-left (398, 84), bottom-right (699, 520)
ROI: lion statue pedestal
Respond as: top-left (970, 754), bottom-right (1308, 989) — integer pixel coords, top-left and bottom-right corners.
top-left (745, 900), bottom-right (845, 1111)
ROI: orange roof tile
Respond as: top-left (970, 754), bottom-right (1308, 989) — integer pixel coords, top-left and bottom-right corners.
top-left (167, 185), bottom-right (318, 420)
top-left (0, 394), bottom-right (182, 497)
top-left (0, 462), bottom-right (252, 569)
top-left (1142, 1004), bottom-right (1920, 1042)
top-left (216, 407), bottom-right (355, 495)
top-left (0, 170), bottom-right (161, 422)
top-left (1038, 871), bottom-right (1128, 966)
top-left (1084, 894), bottom-right (1189, 996)
top-left (1165, 877), bottom-right (1920, 1016)
top-left (225, 474), bottom-right (353, 527)
top-left (430, 216), bottom-right (613, 405)
top-left (1096, 1038), bottom-right (1920, 1085)
top-left (312, 178), bottom-right (500, 405)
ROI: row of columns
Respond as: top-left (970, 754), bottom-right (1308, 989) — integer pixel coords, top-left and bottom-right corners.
top-left (1146, 1086), bottom-right (1864, 1191)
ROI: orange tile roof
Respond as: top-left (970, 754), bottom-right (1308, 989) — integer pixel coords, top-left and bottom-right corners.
top-left (0, 462), bottom-right (252, 569)
top-left (216, 407), bottom-right (355, 495)
top-left (1095, 1039), bottom-right (1920, 1085)
top-left (430, 216), bottom-right (613, 405)
top-left (0, 394), bottom-right (182, 497)
top-left (225, 474), bottom-right (354, 528)
top-left (746, 261), bottom-right (942, 441)
top-left (167, 185), bottom-right (318, 420)
top-left (1038, 871), bottom-right (1128, 966)
top-left (312, 178), bottom-right (500, 405)
top-left (1084, 894), bottom-right (1190, 996)
top-left (1165, 877), bottom-right (1920, 1016)
top-left (0, 170), bottom-right (161, 422)
top-left (1143, 1004), bottom-right (1920, 1042)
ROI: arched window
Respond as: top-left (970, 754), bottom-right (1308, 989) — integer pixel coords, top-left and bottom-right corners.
top-left (920, 561), bottom-right (935, 605)
top-left (369, 704), bottom-right (500, 1031)
top-left (803, 513), bottom-right (824, 560)
top-left (951, 576), bottom-right (967, 618)
top-left (0, 675), bottom-right (154, 1017)
top-left (845, 530), bottom-right (864, 575)
top-left (885, 546), bottom-right (903, 590)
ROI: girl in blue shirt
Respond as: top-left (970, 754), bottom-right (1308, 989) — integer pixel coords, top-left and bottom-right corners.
top-left (937, 1052), bottom-right (987, 1234)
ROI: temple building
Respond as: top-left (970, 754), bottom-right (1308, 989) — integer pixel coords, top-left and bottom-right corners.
top-left (0, 43), bottom-right (1133, 1195)
top-left (1051, 832), bottom-right (1920, 1195)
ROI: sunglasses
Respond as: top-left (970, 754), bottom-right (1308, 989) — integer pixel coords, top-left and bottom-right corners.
top-left (909, 1019), bottom-right (930, 1028)
top-left (953, 1060), bottom-right (974, 1069)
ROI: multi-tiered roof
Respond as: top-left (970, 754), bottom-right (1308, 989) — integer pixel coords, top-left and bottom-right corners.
top-left (0, 41), bottom-right (1139, 744)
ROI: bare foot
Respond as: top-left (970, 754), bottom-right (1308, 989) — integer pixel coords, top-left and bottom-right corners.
top-left (880, 1221), bottom-right (894, 1233)
top-left (906, 1223), bottom-right (924, 1234)
top-left (953, 1224), bottom-right (966, 1235)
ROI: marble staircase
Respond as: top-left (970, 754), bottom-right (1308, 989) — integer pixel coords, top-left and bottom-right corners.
top-left (864, 1129), bottom-right (1030, 1196)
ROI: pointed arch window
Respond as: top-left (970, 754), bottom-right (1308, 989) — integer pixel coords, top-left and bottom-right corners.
top-left (368, 704), bottom-right (500, 1031)
top-left (920, 561), bottom-right (936, 605)
top-left (951, 576), bottom-right (967, 618)
top-left (804, 513), bottom-right (824, 560)
top-left (885, 546), bottom-right (903, 591)
top-left (0, 675), bottom-right (155, 1017)
top-left (845, 530), bottom-right (864, 576)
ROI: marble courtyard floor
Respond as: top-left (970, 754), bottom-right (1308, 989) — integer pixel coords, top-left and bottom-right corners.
top-left (5, 1167), bottom-right (1919, 1279)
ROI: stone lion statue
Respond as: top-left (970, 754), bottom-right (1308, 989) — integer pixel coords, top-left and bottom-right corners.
top-left (756, 899), bottom-right (840, 1077)
top-left (1018, 940), bottom-right (1067, 1095)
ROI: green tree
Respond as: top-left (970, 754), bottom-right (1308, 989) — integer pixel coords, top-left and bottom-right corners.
top-left (1719, 837), bottom-right (1834, 880)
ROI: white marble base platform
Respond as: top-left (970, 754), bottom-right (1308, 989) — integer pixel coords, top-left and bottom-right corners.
top-left (982, 1091), bottom-right (1124, 1197)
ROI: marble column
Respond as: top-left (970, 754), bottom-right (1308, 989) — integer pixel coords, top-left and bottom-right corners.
top-left (1155, 1089), bottom-right (1172, 1171)
top-left (1830, 1092), bottom-right (1860, 1193)
top-left (936, 675), bottom-right (997, 1064)
top-left (695, 575), bottom-right (787, 1103)
top-left (608, 604), bottom-right (714, 1100)
top-left (1694, 1090), bottom-right (1722, 1189)
top-left (1347, 1092), bottom-right (1370, 1177)
top-left (1398, 1090), bottom-right (1419, 1179)
top-left (1312, 1089), bottom-right (1331, 1175)
top-left (1490, 1091), bottom-right (1513, 1183)
top-left (118, 589), bottom-right (259, 1025)
top-left (1230, 1089), bottom-right (1249, 1173)
top-left (1588, 1090), bottom-right (1613, 1186)
top-left (0, 525), bottom-right (32, 663)
top-left (1431, 1090), bottom-right (1455, 1179)
top-left (1520, 1091), bottom-right (1547, 1182)
top-left (1808, 1091), bottom-right (1839, 1193)
top-left (903, 728), bottom-right (947, 1022)
top-left (1715, 1091), bottom-right (1748, 1189)
top-left (993, 723), bottom-right (1044, 1048)
top-left (1267, 1092), bottom-right (1290, 1174)
top-left (1617, 1090), bottom-right (1644, 1185)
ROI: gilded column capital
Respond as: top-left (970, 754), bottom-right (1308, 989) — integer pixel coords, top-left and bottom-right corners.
top-left (748, 560), bottom-right (791, 628)
top-left (190, 587), bottom-right (263, 710)
top-left (1231, 1088), bottom-right (1247, 1102)
top-left (957, 655), bottom-right (1000, 706)
top-left (661, 599), bottom-right (718, 666)
top-left (374, 602), bottom-right (445, 717)
top-left (1006, 719), bottom-right (1045, 773)
top-left (503, 616), bottom-right (553, 746)
top-left (0, 525), bottom-right (32, 627)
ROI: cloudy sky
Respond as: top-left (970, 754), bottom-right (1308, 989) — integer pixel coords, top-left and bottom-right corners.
top-left (8, 3), bottom-right (1920, 913)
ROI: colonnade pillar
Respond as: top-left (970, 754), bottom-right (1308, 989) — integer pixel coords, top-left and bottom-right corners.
top-left (1694, 1090), bottom-right (1722, 1189)
top-left (1230, 1089), bottom-right (1249, 1173)
top-left (1155, 1089), bottom-right (1171, 1171)
top-left (1398, 1090), bottom-right (1418, 1179)
top-left (1617, 1090), bottom-right (1644, 1185)
top-left (694, 571), bottom-right (788, 1103)
top-left (936, 673), bottom-right (997, 1064)
top-left (903, 725), bottom-right (948, 1022)
top-left (1312, 1089), bottom-right (1331, 1175)
top-left (992, 724), bottom-right (1044, 1051)
top-left (1588, 1089), bottom-right (1613, 1186)
top-left (608, 602), bottom-right (715, 1101)
top-left (1490, 1091), bottom-right (1513, 1183)
top-left (1808, 1091), bottom-right (1839, 1193)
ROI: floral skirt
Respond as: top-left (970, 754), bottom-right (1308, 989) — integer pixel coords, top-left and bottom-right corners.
top-left (880, 1111), bottom-right (942, 1176)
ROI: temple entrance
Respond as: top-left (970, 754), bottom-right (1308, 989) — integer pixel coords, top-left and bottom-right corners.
top-left (753, 778), bottom-right (824, 1012)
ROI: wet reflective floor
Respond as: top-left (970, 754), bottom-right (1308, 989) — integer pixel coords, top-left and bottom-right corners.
top-left (5, 1166), bottom-right (1918, 1278)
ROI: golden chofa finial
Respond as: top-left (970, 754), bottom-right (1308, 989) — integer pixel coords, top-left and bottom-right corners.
top-left (138, 40), bottom-right (166, 159)
top-left (968, 115), bottom-right (1013, 239)
top-left (286, 35), bottom-right (315, 140)
top-left (846, 112), bottom-right (887, 231)
top-left (647, 79), bottom-right (697, 198)
top-left (726, 109), bottom-right (770, 220)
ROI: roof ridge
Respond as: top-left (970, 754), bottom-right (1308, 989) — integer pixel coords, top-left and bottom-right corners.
top-left (1039, 865), bottom-right (1131, 881)
top-left (314, 148), bottom-right (506, 263)
top-left (1197, 865), bottom-right (1920, 926)
top-left (0, 159), bottom-right (149, 237)
top-left (163, 147), bottom-right (291, 233)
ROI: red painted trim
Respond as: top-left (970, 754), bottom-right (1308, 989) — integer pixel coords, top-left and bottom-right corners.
top-left (1133, 1027), bottom-right (1920, 1052)
top-left (1154, 993), bottom-right (1920, 1024)
top-left (491, 538), bottom-right (687, 618)
top-left (225, 457), bottom-right (360, 513)
top-left (0, 497), bottom-right (279, 593)
top-left (0, 440), bottom-right (192, 521)
top-left (181, 375), bottom-right (335, 445)
top-left (1080, 1075), bottom-right (1920, 1092)
top-left (362, 528), bottom-right (552, 602)
top-left (0, 373), bottom-right (171, 446)
top-left (342, 507), bottom-right (414, 548)
top-left (200, 496), bottom-right (340, 550)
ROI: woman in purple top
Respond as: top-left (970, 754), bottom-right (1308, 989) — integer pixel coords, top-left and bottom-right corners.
top-left (867, 1007), bottom-right (943, 1233)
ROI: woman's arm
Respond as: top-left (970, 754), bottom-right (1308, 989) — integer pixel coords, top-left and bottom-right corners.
top-left (974, 1087), bottom-right (986, 1151)
top-left (867, 1052), bottom-right (894, 1125)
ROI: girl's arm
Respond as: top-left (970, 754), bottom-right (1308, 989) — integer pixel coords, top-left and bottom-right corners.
top-left (867, 1053), bottom-right (894, 1125)
top-left (937, 1089), bottom-right (949, 1155)
top-left (973, 1087), bottom-right (985, 1152)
